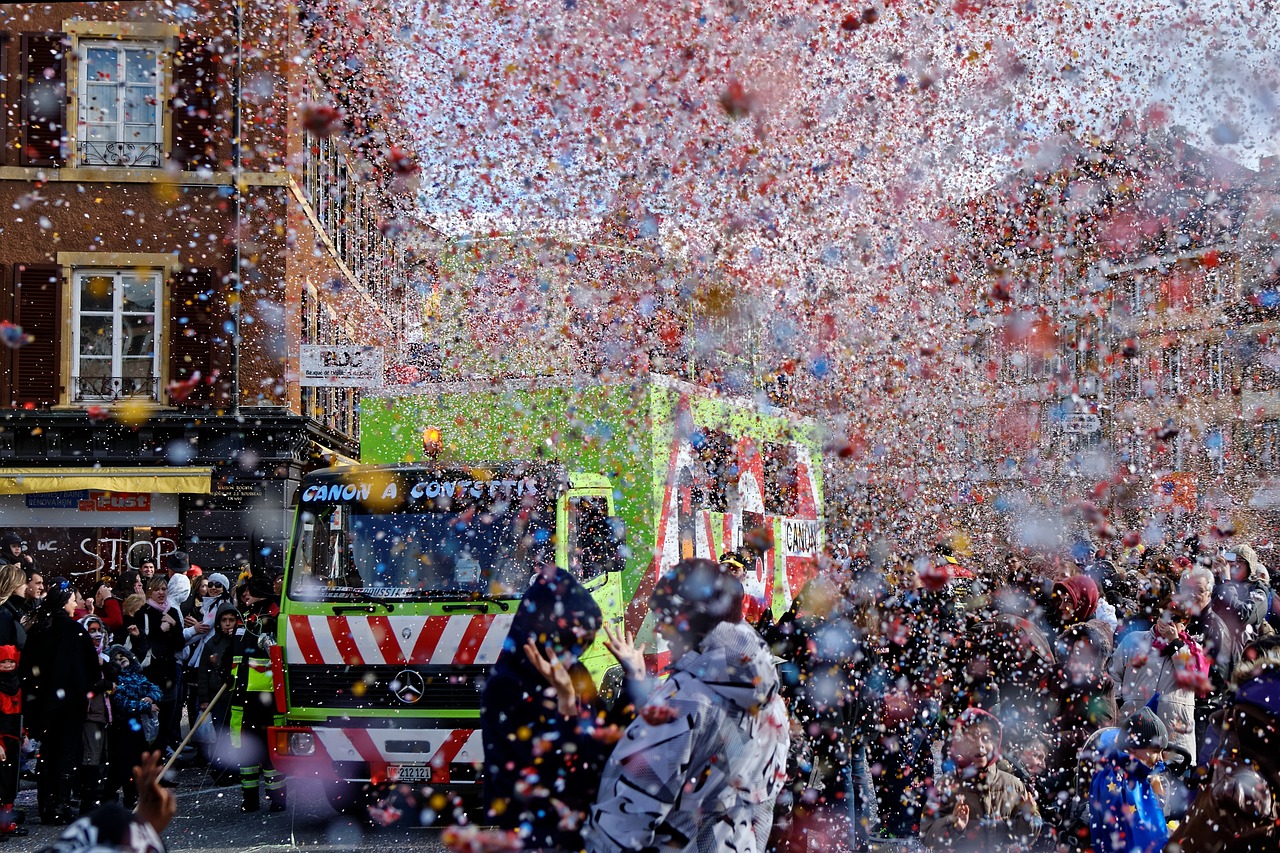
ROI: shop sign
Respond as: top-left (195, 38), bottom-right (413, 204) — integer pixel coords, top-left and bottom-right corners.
top-left (0, 493), bottom-right (177, 527)
top-left (299, 345), bottom-right (384, 388)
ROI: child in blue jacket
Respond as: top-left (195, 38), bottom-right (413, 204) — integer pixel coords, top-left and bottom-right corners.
top-left (1089, 698), bottom-right (1170, 853)
top-left (104, 645), bottom-right (162, 808)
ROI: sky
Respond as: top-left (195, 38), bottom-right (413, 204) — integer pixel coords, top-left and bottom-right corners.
top-left (389, 0), bottom-right (1280, 251)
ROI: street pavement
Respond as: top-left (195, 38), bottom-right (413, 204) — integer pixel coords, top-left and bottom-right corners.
top-left (18, 768), bottom-right (449, 852)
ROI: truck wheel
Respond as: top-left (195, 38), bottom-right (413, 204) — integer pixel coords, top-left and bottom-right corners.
top-left (324, 780), bottom-right (367, 817)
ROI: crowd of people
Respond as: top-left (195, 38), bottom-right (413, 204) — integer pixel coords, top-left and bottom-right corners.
top-left (10, 526), bottom-right (1280, 853)
top-left (0, 532), bottom-right (286, 842)
top-left (472, 537), bottom-right (1280, 853)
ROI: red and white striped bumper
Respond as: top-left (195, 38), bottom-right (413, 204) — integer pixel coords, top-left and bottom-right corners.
top-left (270, 724), bottom-right (483, 785)
top-left (285, 613), bottom-right (515, 666)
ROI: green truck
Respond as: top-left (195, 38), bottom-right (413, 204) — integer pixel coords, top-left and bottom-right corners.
top-left (269, 373), bottom-right (824, 811)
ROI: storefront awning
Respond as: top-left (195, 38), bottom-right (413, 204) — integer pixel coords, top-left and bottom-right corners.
top-left (312, 444), bottom-right (359, 468)
top-left (0, 467), bottom-right (213, 495)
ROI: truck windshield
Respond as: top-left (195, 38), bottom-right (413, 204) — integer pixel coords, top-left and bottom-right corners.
top-left (288, 495), bottom-right (553, 600)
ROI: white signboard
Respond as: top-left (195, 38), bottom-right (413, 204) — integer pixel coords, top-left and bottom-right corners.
top-left (1062, 412), bottom-right (1101, 434)
top-left (299, 345), bottom-right (384, 388)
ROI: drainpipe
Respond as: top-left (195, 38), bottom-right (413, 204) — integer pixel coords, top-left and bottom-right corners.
top-left (231, 0), bottom-right (244, 418)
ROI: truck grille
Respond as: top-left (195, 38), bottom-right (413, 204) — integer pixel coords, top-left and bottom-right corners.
top-left (286, 664), bottom-right (488, 710)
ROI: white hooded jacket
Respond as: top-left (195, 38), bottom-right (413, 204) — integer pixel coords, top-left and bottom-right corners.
top-left (584, 620), bottom-right (790, 853)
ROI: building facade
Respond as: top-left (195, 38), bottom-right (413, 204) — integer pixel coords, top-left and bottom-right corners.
top-left (956, 124), bottom-right (1280, 546)
top-left (0, 1), bottom-right (415, 577)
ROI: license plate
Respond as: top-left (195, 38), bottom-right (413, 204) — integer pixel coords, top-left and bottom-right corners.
top-left (387, 765), bottom-right (434, 783)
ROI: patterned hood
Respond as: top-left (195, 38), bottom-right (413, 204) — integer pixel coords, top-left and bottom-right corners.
top-left (676, 620), bottom-right (781, 714)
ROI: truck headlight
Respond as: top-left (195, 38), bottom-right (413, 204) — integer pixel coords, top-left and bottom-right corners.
top-left (289, 733), bottom-right (316, 756)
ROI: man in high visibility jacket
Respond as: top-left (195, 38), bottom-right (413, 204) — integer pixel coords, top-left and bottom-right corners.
top-left (229, 573), bottom-right (285, 813)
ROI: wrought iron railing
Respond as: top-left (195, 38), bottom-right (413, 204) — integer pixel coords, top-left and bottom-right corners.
top-left (79, 141), bottom-right (162, 168)
top-left (72, 376), bottom-right (160, 402)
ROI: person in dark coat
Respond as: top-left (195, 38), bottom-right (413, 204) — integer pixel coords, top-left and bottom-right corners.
top-left (480, 565), bottom-right (646, 852)
top-left (1177, 567), bottom-right (1236, 759)
top-left (765, 573), bottom-right (879, 851)
top-left (1169, 636), bottom-right (1280, 853)
top-left (0, 565), bottom-right (27, 839)
top-left (134, 577), bottom-right (185, 753)
top-left (20, 577), bottom-right (101, 824)
top-left (0, 535), bottom-right (33, 572)
top-left (195, 603), bottom-right (238, 736)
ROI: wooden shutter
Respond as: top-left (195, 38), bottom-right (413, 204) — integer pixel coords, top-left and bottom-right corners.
top-left (170, 39), bottom-right (217, 170)
top-left (11, 264), bottom-right (64, 407)
top-left (19, 33), bottom-right (65, 167)
top-left (0, 265), bottom-right (11, 404)
top-left (169, 267), bottom-right (227, 406)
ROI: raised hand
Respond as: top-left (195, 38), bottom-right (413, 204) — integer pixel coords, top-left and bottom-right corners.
top-left (602, 622), bottom-right (646, 676)
top-left (524, 640), bottom-right (576, 716)
top-left (953, 801), bottom-right (970, 831)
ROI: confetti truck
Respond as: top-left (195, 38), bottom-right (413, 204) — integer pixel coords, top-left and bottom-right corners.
top-left (268, 373), bottom-right (824, 812)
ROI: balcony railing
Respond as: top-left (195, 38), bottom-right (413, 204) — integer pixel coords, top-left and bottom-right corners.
top-left (72, 376), bottom-right (160, 403)
top-left (79, 141), bottom-right (162, 168)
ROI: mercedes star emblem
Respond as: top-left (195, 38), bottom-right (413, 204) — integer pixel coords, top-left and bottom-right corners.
top-left (390, 669), bottom-right (425, 705)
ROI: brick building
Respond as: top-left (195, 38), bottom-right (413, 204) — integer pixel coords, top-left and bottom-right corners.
top-left (0, 1), bottom-right (417, 577)
top-left (955, 123), bottom-right (1280, 545)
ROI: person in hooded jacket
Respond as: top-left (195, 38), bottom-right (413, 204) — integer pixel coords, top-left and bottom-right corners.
top-left (920, 708), bottom-right (1041, 851)
top-left (585, 558), bottom-right (790, 853)
top-left (1210, 547), bottom-right (1269, 651)
top-left (102, 645), bottom-right (162, 810)
top-left (1168, 635), bottom-right (1280, 853)
top-left (20, 577), bottom-right (100, 824)
top-left (1089, 701), bottom-right (1171, 853)
top-left (481, 565), bottom-right (647, 852)
top-left (1048, 575), bottom-right (1108, 642)
top-left (79, 615), bottom-right (114, 815)
top-left (195, 603), bottom-right (238, 739)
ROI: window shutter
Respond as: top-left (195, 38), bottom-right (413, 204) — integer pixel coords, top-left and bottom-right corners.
top-left (11, 264), bottom-right (64, 407)
top-left (20, 33), bottom-right (66, 167)
top-left (170, 39), bottom-right (217, 170)
top-left (169, 267), bottom-right (227, 406)
top-left (0, 265), bottom-right (11, 404)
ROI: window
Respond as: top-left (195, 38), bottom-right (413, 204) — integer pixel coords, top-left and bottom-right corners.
top-left (762, 441), bottom-right (798, 517)
top-left (1207, 341), bottom-right (1227, 396)
top-left (1162, 347), bottom-right (1184, 395)
top-left (1253, 421), bottom-right (1280, 474)
top-left (72, 269), bottom-right (161, 401)
top-left (568, 496), bottom-right (617, 580)
top-left (1204, 266), bottom-right (1226, 306)
top-left (692, 429), bottom-right (735, 512)
top-left (78, 40), bottom-right (163, 167)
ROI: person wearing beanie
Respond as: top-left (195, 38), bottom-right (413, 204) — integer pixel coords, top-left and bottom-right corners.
top-left (921, 707), bottom-right (1042, 850)
top-left (19, 578), bottom-right (100, 824)
top-left (0, 534), bottom-right (33, 572)
top-left (585, 558), bottom-right (790, 853)
top-left (481, 565), bottom-right (646, 851)
top-left (1089, 697), bottom-right (1171, 853)
top-left (101, 646), bottom-right (162, 809)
